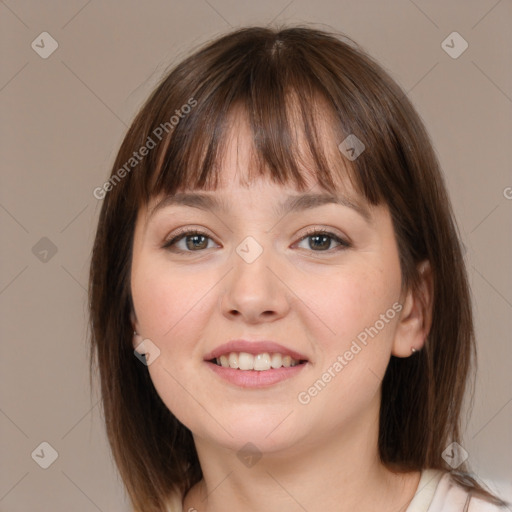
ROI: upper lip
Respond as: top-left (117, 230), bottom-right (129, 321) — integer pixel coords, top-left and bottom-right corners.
top-left (204, 340), bottom-right (309, 362)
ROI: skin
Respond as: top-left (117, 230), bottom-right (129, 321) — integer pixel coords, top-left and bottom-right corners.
top-left (130, 109), bottom-right (433, 512)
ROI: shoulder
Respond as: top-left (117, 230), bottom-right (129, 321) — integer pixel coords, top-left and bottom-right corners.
top-left (407, 469), bottom-right (508, 512)
top-left (435, 472), bottom-right (507, 512)
top-left (467, 495), bottom-right (509, 512)
top-left (133, 491), bottom-right (185, 512)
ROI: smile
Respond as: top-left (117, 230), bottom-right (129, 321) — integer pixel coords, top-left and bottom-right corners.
top-left (211, 351), bottom-right (306, 371)
top-left (205, 356), bottom-right (308, 388)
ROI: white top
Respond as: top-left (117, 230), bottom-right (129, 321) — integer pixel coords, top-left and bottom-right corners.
top-left (168, 469), bottom-right (506, 512)
top-left (406, 469), bottom-right (506, 511)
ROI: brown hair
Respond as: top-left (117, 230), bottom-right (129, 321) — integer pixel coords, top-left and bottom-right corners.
top-left (88, 25), bottom-right (508, 511)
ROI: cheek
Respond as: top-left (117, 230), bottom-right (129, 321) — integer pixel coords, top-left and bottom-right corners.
top-left (298, 267), bottom-right (401, 421)
top-left (131, 257), bottom-right (209, 423)
top-left (132, 254), bottom-right (206, 339)
top-left (131, 254), bottom-right (218, 364)
top-left (307, 263), bottom-right (401, 351)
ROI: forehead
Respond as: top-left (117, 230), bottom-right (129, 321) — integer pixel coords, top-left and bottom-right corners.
top-left (146, 153), bottom-right (359, 223)
top-left (142, 94), bottom-right (369, 223)
top-left (144, 130), bottom-right (371, 228)
top-left (195, 103), bottom-right (353, 192)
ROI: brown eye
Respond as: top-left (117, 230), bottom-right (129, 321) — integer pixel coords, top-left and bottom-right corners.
top-left (295, 229), bottom-right (350, 252)
top-left (162, 230), bottom-right (215, 253)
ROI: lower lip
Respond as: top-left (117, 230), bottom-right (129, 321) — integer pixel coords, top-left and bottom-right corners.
top-left (205, 361), bottom-right (308, 388)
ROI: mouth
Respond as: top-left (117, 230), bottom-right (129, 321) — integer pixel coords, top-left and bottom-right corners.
top-left (205, 353), bottom-right (309, 388)
top-left (203, 340), bottom-right (309, 387)
top-left (208, 351), bottom-right (308, 371)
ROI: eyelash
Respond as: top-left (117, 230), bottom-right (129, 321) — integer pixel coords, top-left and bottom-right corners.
top-left (161, 227), bottom-right (351, 255)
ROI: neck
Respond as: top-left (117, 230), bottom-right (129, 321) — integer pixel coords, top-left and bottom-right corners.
top-left (182, 401), bottom-right (420, 512)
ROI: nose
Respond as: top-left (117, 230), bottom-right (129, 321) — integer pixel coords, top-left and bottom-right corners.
top-left (221, 239), bottom-right (291, 324)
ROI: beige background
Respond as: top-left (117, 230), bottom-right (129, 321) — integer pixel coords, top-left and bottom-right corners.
top-left (1, 1), bottom-right (511, 511)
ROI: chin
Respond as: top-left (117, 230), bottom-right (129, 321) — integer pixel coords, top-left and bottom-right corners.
top-left (189, 412), bottom-right (304, 454)
top-left (219, 428), bottom-right (299, 455)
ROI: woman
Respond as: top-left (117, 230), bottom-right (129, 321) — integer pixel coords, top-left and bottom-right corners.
top-left (88, 26), bottom-right (509, 511)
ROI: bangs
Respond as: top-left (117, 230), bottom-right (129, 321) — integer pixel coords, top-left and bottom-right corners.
top-left (149, 90), bottom-right (356, 198)
top-left (131, 28), bottom-right (390, 208)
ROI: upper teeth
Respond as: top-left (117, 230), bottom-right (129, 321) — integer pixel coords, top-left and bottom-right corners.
top-left (216, 352), bottom-right (301, 371)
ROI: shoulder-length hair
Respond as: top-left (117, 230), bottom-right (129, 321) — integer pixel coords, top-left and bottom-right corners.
top-left (88, 25), bottom-right (508, 511)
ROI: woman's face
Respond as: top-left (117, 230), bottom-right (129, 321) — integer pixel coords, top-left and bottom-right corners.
top-left (130, 114), bottom-right (407, 454)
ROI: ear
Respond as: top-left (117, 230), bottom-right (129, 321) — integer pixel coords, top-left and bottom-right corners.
top-left (392, 260), bottom-right (433, 358)
top-left (130, 310), bottom-right (144, 352)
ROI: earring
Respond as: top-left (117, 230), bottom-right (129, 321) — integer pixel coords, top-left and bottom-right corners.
top-left (133, 331), bottom-right (146, 357)
top-left (411, 347), bottom-right (417, 353)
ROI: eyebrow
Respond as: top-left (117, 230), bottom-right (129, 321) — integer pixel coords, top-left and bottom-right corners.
top-left (146, 191), bottom-right (373, 225)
